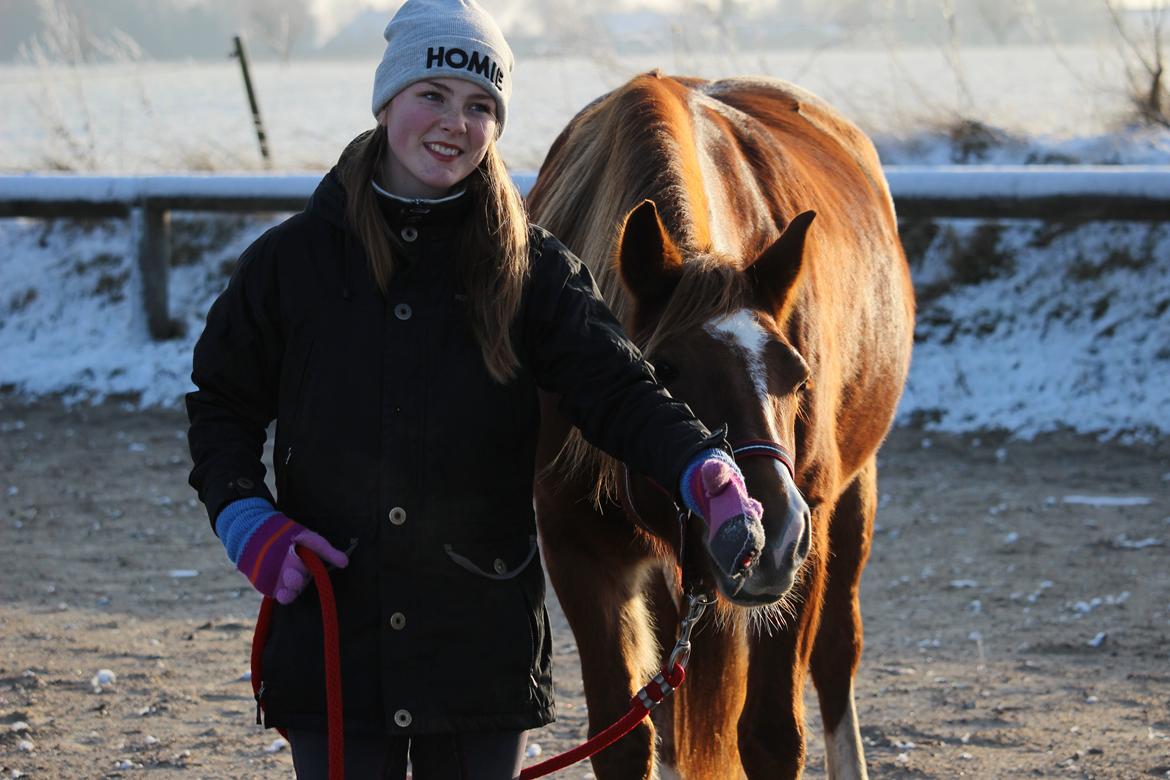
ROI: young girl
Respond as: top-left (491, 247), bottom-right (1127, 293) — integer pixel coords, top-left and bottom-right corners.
top-left (187, 1), bottom-right (764, 777)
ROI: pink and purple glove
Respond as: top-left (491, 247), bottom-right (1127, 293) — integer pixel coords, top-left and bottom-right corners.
top-left (680, 450), bottom-right (765, 579)
top-left (216, 498), bottom-right (349, 604)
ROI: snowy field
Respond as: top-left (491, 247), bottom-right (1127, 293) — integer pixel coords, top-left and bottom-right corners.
top-left (1, 45), bottom-right (1169, 441)
top-left (3, 45), bottom-right (1170, 173)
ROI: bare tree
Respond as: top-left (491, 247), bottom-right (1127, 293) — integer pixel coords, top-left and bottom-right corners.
top-left (939, 0), bottom-right (977, 114)
top-left (973, 0), bottom-right (1027, 44)
top-left (828, 0), bottom-right (881, 40)
top-left (16, 0), bottom-right (144, 170)
top-left (1103, 0), bottom-right (1169, 127)
top-left (246, 0), bottom-right (312, 63)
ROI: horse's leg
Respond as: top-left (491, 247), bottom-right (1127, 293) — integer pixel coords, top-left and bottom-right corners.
top-left (669, 604), bottom-right (749, 780)
top-left (737, 508), bottom-right (831, 779)
top-left (646, 564), bottom-right (681, 771)
top-left (809, 460), bottom-right (876, 780)
top-left (534, 396), bottom-right (662, 778)
top-left (536, 477), bottom-right (661, 778)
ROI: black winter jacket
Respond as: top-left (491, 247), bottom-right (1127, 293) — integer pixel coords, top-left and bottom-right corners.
top-left (187, 167), bottom-right (715, 736)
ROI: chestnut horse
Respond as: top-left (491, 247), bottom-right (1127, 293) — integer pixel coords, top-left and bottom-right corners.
top-left (529, 73), bottom-right (914, 779)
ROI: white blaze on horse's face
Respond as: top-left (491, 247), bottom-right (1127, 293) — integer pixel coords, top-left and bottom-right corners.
top-left (706, 309), bottom-right (773, 431)
top-left (705, 309), bottom-right (807, 572)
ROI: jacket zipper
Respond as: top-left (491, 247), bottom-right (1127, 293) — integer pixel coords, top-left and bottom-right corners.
top-left (254, 681), bottom-right (266, 725)
top-left (279, 336), bottom-right (314, 496)
top-left (277, 446), bottom-right (294, 498)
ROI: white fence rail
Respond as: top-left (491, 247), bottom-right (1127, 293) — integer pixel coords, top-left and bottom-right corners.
top-left (1, 167), bottom-right (1167, 338)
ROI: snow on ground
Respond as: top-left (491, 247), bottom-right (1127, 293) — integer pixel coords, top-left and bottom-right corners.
top-left (897, 219), bottom-right (1170, 441)
top-left (874, 124), bottom-right (1170, 167)
top-left (1, 200), bottom-right (1167, 440)
top-left (0, 174), bottom-right (323, 202)
top-left (0, 212), bottom-right (280, 407)
top-left (6, 166), bottom-right (1169, 204)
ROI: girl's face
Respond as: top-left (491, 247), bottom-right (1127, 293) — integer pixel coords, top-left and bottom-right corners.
top-left (377, 77), bottom-right (498, 199)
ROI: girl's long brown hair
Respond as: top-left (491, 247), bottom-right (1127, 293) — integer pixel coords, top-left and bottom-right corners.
top-left (340, 128), bottom-right (530, 383)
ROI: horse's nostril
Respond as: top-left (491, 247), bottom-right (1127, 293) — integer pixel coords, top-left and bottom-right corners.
top-left (796, 517), bottom-right (812, 559)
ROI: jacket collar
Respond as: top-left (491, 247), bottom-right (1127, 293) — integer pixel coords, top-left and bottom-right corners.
top-left (301, 163), bottom-right (473, 233)
top-left (372, 180), bottom-right (473, 228)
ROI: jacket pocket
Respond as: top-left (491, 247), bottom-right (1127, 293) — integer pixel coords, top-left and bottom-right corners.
top-left (443, 534), bottom-right (539, 580)
top-left (441, 534), bottom-right (544, 706)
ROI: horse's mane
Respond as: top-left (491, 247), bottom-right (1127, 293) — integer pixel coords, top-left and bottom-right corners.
top-left (530, 73), bottom-right (735, 323)
top-left (529, 73), bottom-right (749, 504)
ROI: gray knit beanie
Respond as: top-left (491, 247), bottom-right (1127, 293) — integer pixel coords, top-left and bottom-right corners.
top-left (371, 0), bottom-right (513, 136)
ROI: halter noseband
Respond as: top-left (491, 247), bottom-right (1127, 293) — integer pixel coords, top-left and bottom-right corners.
top-left (729, 440), bottom-right (796, 481)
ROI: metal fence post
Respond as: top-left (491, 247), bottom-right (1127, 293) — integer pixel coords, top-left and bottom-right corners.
top-left (232, 34), bottom-right (272, 167)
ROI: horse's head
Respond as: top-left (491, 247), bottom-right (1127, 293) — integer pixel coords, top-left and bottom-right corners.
top-left (617, 200), bottom-right (816, 607)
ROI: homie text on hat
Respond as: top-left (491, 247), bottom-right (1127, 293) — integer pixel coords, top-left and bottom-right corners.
top-left (372, 0), bottom-right (514, 135)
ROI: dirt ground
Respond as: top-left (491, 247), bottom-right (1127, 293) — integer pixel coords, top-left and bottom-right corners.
top-left (0, 398), bottom-right (1167, 779)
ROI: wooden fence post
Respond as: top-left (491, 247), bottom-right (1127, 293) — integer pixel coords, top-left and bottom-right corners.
top-left (232, 35), bottom-right (271, 167)
top-left (135, 201), bottom-right (175, 340)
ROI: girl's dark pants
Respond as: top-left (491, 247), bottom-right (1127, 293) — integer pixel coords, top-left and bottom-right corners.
top-left (288, 729), bottom-right (527, 779)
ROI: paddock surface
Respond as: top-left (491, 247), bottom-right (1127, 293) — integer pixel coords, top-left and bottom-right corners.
top-left (0, 399), bottom-right (1167, 778)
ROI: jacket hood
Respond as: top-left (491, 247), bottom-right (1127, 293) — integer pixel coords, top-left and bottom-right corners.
top-left (305, 130), bottom-right (375, 229)
top-left (306, 166), bottom-right (350, 229)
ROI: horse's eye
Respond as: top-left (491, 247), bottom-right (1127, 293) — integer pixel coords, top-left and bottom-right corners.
top-left (652, 360), bottom-right (678, 383)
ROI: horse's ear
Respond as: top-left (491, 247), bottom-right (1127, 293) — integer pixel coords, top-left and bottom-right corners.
top-left (748, 210), bottom-right (816, 311)
top-left (618, 199), bottom-right (683, 308)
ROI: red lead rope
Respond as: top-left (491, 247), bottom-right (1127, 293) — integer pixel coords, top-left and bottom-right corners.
top-left (251, 545), bottom-right (345, 780)
top-left (251, 553), bottom-right (706, 780)
top-left (518, 663), bottom-right (686, 779)
top-left (520, 588), bottom-right (709, 777)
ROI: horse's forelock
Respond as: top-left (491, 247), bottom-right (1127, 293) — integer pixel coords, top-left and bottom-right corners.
top-left (642, 257), bottom-right (748, 353)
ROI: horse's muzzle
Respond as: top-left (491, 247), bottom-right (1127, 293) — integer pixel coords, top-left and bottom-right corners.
top-left (731, 497), bottom-right (811, 604)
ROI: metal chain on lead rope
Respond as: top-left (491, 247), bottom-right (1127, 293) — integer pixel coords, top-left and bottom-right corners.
top-left (517, 589), bottom-right (712, 779)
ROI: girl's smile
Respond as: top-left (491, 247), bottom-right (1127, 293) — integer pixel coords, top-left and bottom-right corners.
top-left (378, 78), bottom-right (497, 198)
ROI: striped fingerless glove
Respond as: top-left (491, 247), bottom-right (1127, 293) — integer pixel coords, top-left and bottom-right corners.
top-left (215, 498), bottom-right (349, 603)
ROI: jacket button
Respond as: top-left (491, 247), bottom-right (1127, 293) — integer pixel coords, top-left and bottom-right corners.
top-left (493, 558), bottom-right (508, 575)
top-left (394, 709), bottom-right (412, 728)
top-left (235, 477), bottom-right (254, 490)
top-left (390, 612), bottom-right (406, 630)
top-left (388, 507), bottom-right (407, 526)
top-left (394, 303), bottom-right (412, 320)
top-left (400, 226), bottom-right (418, 242)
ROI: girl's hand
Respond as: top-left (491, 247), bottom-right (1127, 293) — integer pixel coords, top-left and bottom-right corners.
top-left (218, 499), bottom-right (350, 603)
top-left (681, 451), bottom-right (765, 580)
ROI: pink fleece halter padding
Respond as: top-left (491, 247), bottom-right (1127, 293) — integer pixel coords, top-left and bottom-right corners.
top-left (692, 459), bottom-right (763, 541)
